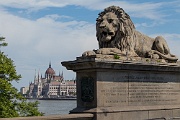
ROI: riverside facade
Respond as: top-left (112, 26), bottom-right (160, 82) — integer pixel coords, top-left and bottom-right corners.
top-left (20, 63), bottom-right (76, 98)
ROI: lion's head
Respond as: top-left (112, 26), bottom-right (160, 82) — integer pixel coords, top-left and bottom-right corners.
top-left (96, 6), bottom-right (135, 52)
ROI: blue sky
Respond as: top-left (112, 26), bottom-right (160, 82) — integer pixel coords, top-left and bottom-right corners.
top-left (0, 0), bottom-right (180, 90)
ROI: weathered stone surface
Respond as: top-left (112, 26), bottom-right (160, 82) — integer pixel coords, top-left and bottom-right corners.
top-left (172, 109), bottom-right (180, 118)
top-left (82, 6), bottom-right (178, 63)
top-left (148, 110), bottom-right (173, 120)
top-left (62, 58), bottom-right (180, 120)
top-left (97, 82), bottom-right (180, 107)
top-left (62, 59), bottom-right (180, 108)
top-left (121, 111), bottom-right (148, 120)
top-left (61, 5), bottom-right (180, 120)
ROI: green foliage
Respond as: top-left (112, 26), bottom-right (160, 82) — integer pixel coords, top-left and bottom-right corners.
top-left (146, 59), bottom-right (150, 62)
top-left (114, 54), bottom-right (120, 59)
top-left (0, 37), bottom-right (43, 118)
top-left (16, 100), bottom-right (43, 117)
top-left (0, 37), bottom-right (8, 47)
top-left (157, 60), bottom-right (161, 62)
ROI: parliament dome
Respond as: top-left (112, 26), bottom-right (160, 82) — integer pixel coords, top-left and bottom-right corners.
top-left (45, 63), bottom-right (55, 75)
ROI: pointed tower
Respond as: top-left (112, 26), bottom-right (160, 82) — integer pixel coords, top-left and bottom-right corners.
top-left (61, 71), bottom-right (63, 77)
top-left (38, 69), bottom-right (42, 83)
top-left (38, 69), bottom-right (40, 81)
top-left (61, 71), bottom-right (64, 81)
top-left (34, 69), bottom-right (37, 84)
top-left (59, 71), bottom-right (61, 76)
top-left (49, 61), bottom-right (51, 68)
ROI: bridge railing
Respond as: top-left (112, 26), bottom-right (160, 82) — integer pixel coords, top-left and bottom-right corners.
top-left (0, 114), bottom-right (94, 120)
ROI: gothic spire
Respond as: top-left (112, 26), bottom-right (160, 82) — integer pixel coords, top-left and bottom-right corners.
top-left (34, 69), bottom-right (36, 83)
top-left (49, 61), bottom-right (51, 68)
top-left (61, 71), bottom-right (63, 77)
top-left (59, 71), bottom-right (61, 76)
top-left (38, 69), bottom-right (40, 80)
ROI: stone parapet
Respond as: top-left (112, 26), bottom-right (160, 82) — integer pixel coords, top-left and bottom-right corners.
top-left (0, 114), bottom-right (94, 120)
top-left (62, 56), bottom-right (180, 72)
top-left (62, 57), bottom-right (180, 120)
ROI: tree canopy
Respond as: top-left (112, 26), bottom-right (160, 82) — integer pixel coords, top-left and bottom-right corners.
top-left (0, 37), bottom-right (43, 118)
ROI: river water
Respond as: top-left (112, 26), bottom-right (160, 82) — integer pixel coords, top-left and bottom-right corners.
top-left (28, 100), bottom-right (76, 116)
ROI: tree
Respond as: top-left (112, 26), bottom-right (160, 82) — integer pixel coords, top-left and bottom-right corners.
top-left (0, 37), bottom-right (43, 118)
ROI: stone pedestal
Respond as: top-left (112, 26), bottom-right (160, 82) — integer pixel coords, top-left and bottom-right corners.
top-left (62, 56), bottom-right (180, 120)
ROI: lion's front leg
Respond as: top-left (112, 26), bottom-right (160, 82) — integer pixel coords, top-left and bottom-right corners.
top-left (155, 36), bottom-right (170, 55)
top-left (82, 48), bottom-right (122, 57)
top-left (148, 50), bottom-right (160, 59)
top-left (82, 50), bottom-right (96, 57)
top-left (96, 48), bottom-right (123, 55)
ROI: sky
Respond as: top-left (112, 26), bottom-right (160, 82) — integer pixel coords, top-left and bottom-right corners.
top-left (0, 0), bottom-right (180, 90)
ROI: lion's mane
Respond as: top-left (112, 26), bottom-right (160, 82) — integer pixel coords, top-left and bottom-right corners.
top-left (83, 6), bottom-right (178, 62)
top-left (96, 6), bottom-right (136, 53)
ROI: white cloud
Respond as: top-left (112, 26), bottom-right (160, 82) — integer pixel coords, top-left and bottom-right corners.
top-left (135, 22), bottom-right (159, 28)
top-left (0, 0), bottom-right (175, 21)
top-left (0, 0), bottom-right (174, 20)
top-left (0, 0), bottom-right (180, 90)
top-left (0, 0), bottom-right (179, 31)
top-left (0, 10), bottom-right (97, 56)
top-left (0, 0), bottom-right (101, 11)
top-left (0, 9), bottom-right (97, 89)
top-left (0, 0), bottom-right (64, 9)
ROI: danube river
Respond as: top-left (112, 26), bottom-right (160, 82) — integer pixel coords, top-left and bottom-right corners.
top-left (28, 100), bottom-right (76, 116)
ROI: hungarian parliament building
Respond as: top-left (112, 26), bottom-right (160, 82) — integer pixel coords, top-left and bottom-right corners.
top-left (20, 63), bottom-right (76, 99)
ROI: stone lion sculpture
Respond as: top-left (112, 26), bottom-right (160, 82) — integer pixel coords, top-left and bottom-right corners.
top-left (83, 6), bottom-right (178, 63)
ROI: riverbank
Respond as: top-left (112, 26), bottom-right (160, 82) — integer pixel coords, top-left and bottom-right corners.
top-left (26, 96), bottom-right (76, 100)
top-left (38, 97), bottom-right (76, 100)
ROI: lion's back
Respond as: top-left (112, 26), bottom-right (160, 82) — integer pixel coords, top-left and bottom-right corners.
top-left (134, 30), bottom-right (155, 57)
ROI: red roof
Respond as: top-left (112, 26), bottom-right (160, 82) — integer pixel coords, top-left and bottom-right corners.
top-left (45, 63), bottom-right (55, 75)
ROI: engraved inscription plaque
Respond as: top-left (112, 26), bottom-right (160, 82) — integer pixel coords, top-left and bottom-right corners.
top-left (98, 71), bottom-right (180, 107)
top-left (128, 82), bottom-right (180, 105)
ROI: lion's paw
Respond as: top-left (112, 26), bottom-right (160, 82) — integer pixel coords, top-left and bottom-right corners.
top-left (152, 54), bottom-right (159, 59)
top-left (82, 51), bottom-right (96, 57)
top-left (96, 48), bottom-right (111, 55)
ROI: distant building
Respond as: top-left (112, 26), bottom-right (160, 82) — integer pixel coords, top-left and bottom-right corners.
top-left (20, 86), bottom-right (29, 97)
top-left (21, 62), bottom-right (76, 98)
